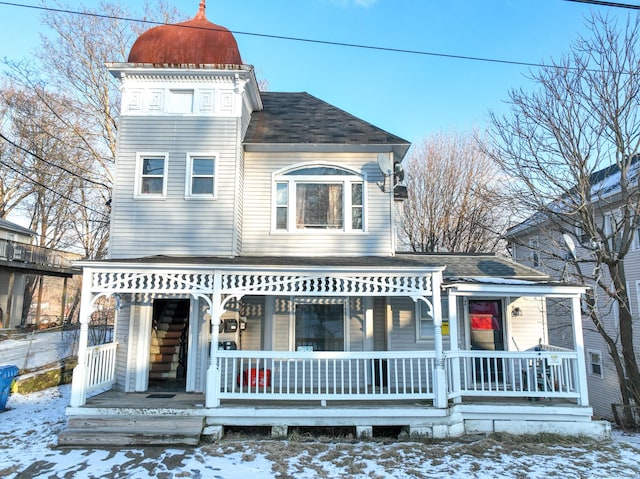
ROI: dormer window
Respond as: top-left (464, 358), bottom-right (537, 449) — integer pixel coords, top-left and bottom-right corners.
top-left (273, 165), bottom-right (365, 233)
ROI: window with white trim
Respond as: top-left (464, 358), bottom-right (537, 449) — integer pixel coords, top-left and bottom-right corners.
top-left (604, 211), bottom-right (623, 252)
top-left (273, 165), bottom-right (365, 232)
top-left (588, 349), bottom-right (603, 377)
top-left (293, 298), bottom-right (346, 351)
top-left (135, 153), bottom-right (168, 197)
top-left (416, 300), bottom-right (434, 340)
top-left (529, 236), bottom-right (540, 267)
top-left (186, 154), bottom-right (216, 197)
top-left (633, 225), bottom-right (640, 251)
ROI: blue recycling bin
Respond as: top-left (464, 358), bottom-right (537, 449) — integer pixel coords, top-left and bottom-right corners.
top-left (0, 365), bottom-right (19, 411)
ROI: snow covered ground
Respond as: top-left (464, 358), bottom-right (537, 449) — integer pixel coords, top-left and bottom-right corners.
top-left (1, 385), bottom-right (639, 479)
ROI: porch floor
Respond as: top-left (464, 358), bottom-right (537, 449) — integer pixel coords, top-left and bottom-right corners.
top-left (82, 388), bottom-right (577, 410)
top-left (59, 389), bottom-right (607, 446)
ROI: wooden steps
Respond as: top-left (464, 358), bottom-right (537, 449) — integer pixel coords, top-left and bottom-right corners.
top-left (58, 415), bottom-right (205, 447)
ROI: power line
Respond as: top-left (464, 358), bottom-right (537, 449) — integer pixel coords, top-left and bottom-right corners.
top-left (0, 0), bottom-right (581, 70)
top-left (563, 0), bottom-right (640, 9)
top-left (0, 133), bottom-right (111, 190)
top-left (0, 155), bottom-right (110, 219)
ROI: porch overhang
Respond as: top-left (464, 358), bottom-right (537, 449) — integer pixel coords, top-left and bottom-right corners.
top-left (74, 256), bottom-right (447, 301)
top-left (444, 278), bottom-right (587, 298)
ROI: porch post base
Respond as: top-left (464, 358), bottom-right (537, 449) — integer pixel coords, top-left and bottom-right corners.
top-left (69, 364), bottom-right (87, 407)
top-left (205, 366), bottom-right (221, 408)
top-left (433, 368), bottom-right (448, 408)
top-left (356, 426), bottom-right (373, 439)
top-left (202, 425), bottom-right (224, 442)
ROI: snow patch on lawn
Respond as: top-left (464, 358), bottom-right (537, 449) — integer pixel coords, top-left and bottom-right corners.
top-left (1, 385), bottom-right (639, 478)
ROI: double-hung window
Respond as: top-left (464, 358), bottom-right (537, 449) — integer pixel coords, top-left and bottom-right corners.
top-left (416, 300), bottom-right (434, 340)
top-left (273, 165), bottom-right (365, 232)
top-left (528, 237), bottom-right (540, 267)
top-left (588, 349), bottom-right (603, 377)
top-left (186, 153), bottom-right (216, 197)
top-left (136, 153), bottom-right (168, 197)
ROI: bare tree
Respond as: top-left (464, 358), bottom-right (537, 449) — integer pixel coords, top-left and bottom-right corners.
top-left (0, 84), bottom-right (40, 218)
top-left (486, 13), bottom-right (640, 426)
top-left (401, 131), bottom-right (509, 253)
top-left (2, 1), bottom-right (183, 260)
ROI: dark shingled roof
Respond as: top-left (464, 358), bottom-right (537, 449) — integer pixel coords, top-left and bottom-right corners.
top-left (244, 92), bottom-right (410, 147)
top-left (95, 253), bottom-right (549, 282)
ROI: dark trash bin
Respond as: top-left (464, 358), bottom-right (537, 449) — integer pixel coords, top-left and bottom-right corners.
top-left (0, 365), bottom-right (19, 411)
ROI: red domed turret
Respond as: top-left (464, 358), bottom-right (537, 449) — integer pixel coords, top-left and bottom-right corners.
top-left (128, 1), bottom-right (242, 65)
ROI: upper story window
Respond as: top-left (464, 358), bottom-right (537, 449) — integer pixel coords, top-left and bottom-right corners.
top-left (528, 236), bottom-right (540, 267)
top-left (135, 153), bottom-right (168, 198)
top-left (273, 165), bottom-right (365, 233)
top-left (186, 153), bottom-right (216, 197)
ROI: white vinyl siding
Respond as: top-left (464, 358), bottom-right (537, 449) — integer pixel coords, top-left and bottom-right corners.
top-left (110, 117), bottom-right (240, 258)
top-left (243, 152), bottom-right (393, 256)
top-left (507, 297), bottom-right (548, 351)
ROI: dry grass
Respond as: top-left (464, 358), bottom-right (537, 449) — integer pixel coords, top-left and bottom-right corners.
top-left (199, 431), bottom-right (632, 479)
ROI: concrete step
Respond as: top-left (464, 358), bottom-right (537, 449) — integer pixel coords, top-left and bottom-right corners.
top-left (59, 415), bottom-right (204, 447)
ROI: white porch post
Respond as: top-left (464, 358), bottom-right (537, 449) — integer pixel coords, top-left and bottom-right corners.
top-left (206, 271), bottom-right (223, 408)
top-left (571, 294), bottom-right (590, 406)
top-left (431, 272), bottom-right (448, 408)
top-left (448, 292), bottom-right (462, 404)
top-left (69, 268), bottom-right (94, 407)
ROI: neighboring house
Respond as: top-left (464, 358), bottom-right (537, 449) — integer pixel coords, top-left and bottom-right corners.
top-left (0, 218), bottom-right (78, 329)
top-left (507, 164), bottom-right (640, 424)
top-left (62, 3), bottom-right (608, 445)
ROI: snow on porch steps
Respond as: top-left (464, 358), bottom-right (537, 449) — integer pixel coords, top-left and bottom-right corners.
top-left (57, 414), bottom-right (205, 447)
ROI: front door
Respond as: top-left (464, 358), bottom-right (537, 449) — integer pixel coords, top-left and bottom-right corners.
top-left (469, 299), bottom-right (504, 381)
top-left (469, 299), bottom-right (504, 351)
top-left (148, 299), bottom-right (190, 390)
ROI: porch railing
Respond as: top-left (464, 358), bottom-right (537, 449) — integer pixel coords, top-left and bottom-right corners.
top-left (0, 238), bottom-right (77, 268)
top-left (217, 350), bottom-right (437, 401)
top-left (76, 346), bottom-right (583, 405)
top-left (446, 350), bottom-right (581, 400)
top-left (84, 342), bottom-right (118, 394)
top-left (216, 349), bottom-right (581, 404)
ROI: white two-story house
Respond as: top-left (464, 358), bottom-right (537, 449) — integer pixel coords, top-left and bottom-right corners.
top-left (62, 2), bottom-right (608, 445)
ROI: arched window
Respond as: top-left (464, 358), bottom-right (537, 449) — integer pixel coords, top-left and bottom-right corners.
top-left (273, 165), bottom-right (365, 232)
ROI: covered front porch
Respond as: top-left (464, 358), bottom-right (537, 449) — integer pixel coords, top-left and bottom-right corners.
top-left (62, 256), bottom-right (610, 444)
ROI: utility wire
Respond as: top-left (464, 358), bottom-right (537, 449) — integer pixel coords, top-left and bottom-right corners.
top-left (0, 0), bottom-right (586, 70)
top-left (0, 133), bottom-right (111, 190)
top-left (563, 0), bottom-right (640, 9)
top-left (0, 155), bottom-right (110, 219)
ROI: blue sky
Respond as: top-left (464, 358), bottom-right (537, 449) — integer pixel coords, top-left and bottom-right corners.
top-left (0, 0), bottom-right (631, 144)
